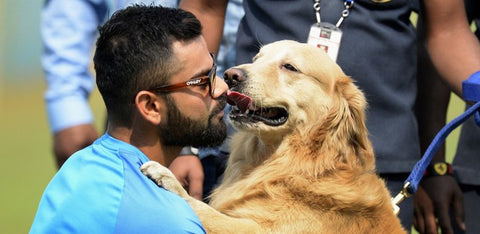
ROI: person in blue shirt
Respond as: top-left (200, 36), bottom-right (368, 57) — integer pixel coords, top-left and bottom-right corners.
top-left (42, 0), bottom-right (241, 200)
top-left (42, 0), bottom-right (176, 168)
top-left (30, 5), bottom-right (229, 232)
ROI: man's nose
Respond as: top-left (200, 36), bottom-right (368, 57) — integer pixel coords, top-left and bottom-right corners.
top-left (223, 67), bottom-right (246, 89)
top-left (212, 74), bottom-right (229, 98)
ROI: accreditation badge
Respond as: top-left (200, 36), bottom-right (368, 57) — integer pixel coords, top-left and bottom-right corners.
top-left (307, 22), bottom-right (343, 62)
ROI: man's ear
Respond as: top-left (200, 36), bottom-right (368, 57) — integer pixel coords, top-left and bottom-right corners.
top-left (134, 91), bottom-right (165, 125)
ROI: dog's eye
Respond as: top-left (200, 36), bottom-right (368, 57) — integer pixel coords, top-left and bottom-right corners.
top-left (282, 63), bottom-right (298, 72)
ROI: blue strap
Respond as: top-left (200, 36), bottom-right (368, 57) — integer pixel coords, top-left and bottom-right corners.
top-left (404, 101), bottom-right (480, 194)
top-left (463, 71), bottom-right (480, 127)
top-left (462, 71), bottom-right (480, 103)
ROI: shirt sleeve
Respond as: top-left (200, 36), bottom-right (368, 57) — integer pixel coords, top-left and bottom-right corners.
top-left (42, 0), bottom-right (108, 133)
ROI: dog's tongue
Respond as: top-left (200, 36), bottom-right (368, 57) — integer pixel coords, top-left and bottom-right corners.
top-left (227, 90), bottom-right (253, 113)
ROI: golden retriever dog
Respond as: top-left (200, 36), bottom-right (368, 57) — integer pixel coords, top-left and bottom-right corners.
top-left (141, 40), bottom-right (406, 233)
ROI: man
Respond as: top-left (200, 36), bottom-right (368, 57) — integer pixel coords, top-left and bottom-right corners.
top-left (42, 0), bottom-right (175, 168)
top-left (181, 0), bottom-right (480, 231)
top-left (42, 0), bottom-right (243, 200)
top-left (30, 5), bottom-right (228, 232)
top-left (41, 0), bottom-right (207, 200)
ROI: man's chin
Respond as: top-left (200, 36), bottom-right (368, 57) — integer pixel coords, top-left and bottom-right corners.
top-left (198, 126), bottom-right (227, 148)
top-left (161, 108), bottom-right (227, 148)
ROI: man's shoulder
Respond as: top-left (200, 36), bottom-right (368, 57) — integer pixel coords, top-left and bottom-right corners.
top-left (30, 155), bottom-right (127, 232)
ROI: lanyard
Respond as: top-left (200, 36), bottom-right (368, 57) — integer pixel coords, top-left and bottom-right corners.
top-left (313, 0), bottom-right (355, 28)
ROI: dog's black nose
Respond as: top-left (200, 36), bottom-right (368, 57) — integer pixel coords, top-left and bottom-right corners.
top-left (224, 68), bottom-right (246, 88)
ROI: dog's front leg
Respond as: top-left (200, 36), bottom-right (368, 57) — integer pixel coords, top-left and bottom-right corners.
top-left (141, 161), bottom-right (190, 198)
top-left (141, 161), bottom-right (262, 234)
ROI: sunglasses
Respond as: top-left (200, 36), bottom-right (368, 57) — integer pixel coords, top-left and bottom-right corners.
top-left (149, 53), bottom-right (217, 97)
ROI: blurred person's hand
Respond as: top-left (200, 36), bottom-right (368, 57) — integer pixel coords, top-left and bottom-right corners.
top-left (54, 124), bottom-right (98, 168)
top-left (414, 185), bottom-right (436, 233)
top-left (169, 155), bottom-right (204, 200)
top-left (413, 175), bottom-right (465, 234)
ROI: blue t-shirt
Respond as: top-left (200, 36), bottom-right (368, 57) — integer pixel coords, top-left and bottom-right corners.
top-left (30, 133), bottom-right (205, 233)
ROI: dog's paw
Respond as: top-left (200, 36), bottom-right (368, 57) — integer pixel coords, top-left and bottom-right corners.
top-left (140, 161), bottom-right (188, 198)
top-left (141, 161), bottom-right (175, 185)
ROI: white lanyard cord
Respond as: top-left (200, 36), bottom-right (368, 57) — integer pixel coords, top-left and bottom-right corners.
top-left (313, 0), bottom-right (355, 28)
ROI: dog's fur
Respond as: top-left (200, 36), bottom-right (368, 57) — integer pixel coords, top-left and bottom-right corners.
top-left (141, 40), bottom-right (406, 233)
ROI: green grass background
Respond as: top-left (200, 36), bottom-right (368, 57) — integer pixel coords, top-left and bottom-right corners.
top-left (0, 4), bottom-right (469, 234)
top-left (0, 83), bottom-right (107, 233)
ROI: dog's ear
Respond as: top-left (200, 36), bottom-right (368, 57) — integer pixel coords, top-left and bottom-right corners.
top-left (338, 78), bottom-right (370, 146)
top-left (308, 76), bottom-right (375, 171)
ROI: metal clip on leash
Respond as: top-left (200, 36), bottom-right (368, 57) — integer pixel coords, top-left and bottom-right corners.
top-left (392, 71), bottom-right (480, 215)
top-left (391, 182), bottom-right (411, 215)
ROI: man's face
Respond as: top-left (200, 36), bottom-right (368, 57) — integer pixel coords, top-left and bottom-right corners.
top-left (159, 95), bottom-right (226, 148)
top-left (158, 37), bottom-right (228, 147)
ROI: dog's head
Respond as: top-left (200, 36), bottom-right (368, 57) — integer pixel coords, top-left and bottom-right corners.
top-left (226, 40), bottom-right (343, 134)
top-left (226, 40), bottom-right (373, 170)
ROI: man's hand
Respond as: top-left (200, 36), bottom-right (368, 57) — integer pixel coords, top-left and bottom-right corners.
top-left (413, 176), bottom-right (465, 234)
top-left (53, 124), bottom-right (98, 168)
top-left (168, 155), bottom-right (204, 200)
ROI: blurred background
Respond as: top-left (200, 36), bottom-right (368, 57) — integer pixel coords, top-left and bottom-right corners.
top-left (0, 0), bottom-right (106, 233)
top-left (0, 1), bottom-right (465, 233)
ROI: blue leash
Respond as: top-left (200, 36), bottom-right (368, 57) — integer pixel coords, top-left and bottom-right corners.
top-left (391, 102), bottom-right (480, 214)
top-left (405, 101), bottom-right (480, 194)
top-left (391, 71), bottom-right (480, 215)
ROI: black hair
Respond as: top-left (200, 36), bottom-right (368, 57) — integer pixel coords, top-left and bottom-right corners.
top-left (94, 5), bottom-right (202, 126)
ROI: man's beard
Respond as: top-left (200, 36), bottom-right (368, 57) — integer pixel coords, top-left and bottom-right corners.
top-left (159, 95), bottom-right (227, 148)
